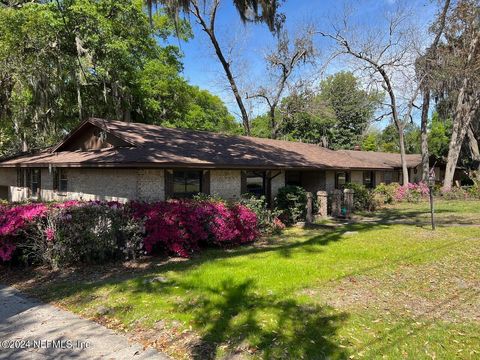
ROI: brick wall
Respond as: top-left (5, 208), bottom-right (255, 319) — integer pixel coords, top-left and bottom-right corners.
top-left (137, 169), bottom-right (165, 201)
top-left (0, 168), bottom-right (26, 202)
top-left (210, 170), bottom-right (241, 201)
top-left (66, 168), bottom-right (138, 202)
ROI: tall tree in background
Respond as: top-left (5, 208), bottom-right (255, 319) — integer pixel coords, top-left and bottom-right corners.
top-left (247, 28), bottom-right (316, 139)
top-left (0, 0), bottom-right (239, 156)
top-left (251, 71), bottom-right (381, 149)
top-left (416, 0), bottom-right (451, 181)
top-left (319, 5), bottom-right (423, 184)
top-left (153, 0), bottom-right (284, 135)
top-left (318, 72), bottom-right (382, 149)
top-left (276, 90), bottom-right (337, 145)
top-left (437, 0), bottom-right (480, 191)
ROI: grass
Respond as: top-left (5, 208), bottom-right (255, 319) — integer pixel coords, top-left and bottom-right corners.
top-left (2, 200), bottom-right (480, 359)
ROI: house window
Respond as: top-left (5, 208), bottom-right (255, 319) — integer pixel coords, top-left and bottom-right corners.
top-left (335, 171), bottom-right (350, 189)
top-left (384, 171), bottom-right (393, 184)
top-left (27, 168), bottom-right (41, 198)
top-left (363, 171), bottom-right (375, 188)
top-left (172, 170), bottom-right (202, 198)
top-left (16, 168), bottom-right (25, 187)
top-left (285, 171), bottom-right (302, 187)
top-left (246, 171), bottom-right (266, 196)
top-left (53, 169), bottom-right (68, 192)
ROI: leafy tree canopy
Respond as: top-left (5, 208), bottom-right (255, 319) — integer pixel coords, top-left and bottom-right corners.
top-left (318, 72), bottom-right (383, 150)
top-left (0, 0), bottom-right (238, 156)
top-left (362, 123), bottom-right (421, 154)
top-left (251, 71), bottom-right (382, 149)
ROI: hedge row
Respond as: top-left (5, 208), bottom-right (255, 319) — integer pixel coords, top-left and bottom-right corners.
top-left (0, 199), bottom-right (261, 267)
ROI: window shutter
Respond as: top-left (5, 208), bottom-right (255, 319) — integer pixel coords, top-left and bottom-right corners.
top-left (240, 171), bottom-right (247, 195)
top-left (201, 170), bottom-right (210, 195)
top-left (165, 170), bottom-right (173, 199)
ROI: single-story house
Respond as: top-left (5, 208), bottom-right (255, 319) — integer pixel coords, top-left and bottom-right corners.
top-left (0, 118), bottom-right (425, 203)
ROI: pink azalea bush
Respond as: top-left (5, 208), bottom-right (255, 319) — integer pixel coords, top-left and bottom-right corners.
top-left (394, 182), bottom-right (430, 203)
top-left (131, 199), bottom-right (259, 258)
top-left (0, 198), bottom-right (260, 264)
top-left (0, 203), bottom-right (48, 261)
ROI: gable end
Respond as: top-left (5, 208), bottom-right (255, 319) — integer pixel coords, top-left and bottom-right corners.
top-left (53, 121), bottom-right (134, 152)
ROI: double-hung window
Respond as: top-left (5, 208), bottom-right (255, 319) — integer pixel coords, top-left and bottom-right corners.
top-left (16, 168), bottom-right (25, 187)
top-left (172, 170), bottom-right (202, 198)
top-left (53, 169), bottom-right (68, 192)
top-left (27, 168), bottom-right (41, 198)
top-left (335, 171), bottom-right (350, 189)
top-left (245, 171), bottom-right (266, 197)
top-left (363, 171), bottom-right (375, 188)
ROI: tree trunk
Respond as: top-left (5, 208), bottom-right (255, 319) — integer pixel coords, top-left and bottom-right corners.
top-left (397, 126), bottom-right (409, 185)
top-left (420, 88), bottom-right (430, 181)
top-left (466, 125), bottom-right (480, 169)
top-left (442, 88), bottom-right (480, 191)
top-left (204, 29), bottom-right (251, 135)
top-left (76, 80), bottom-right (83, 121)
top-left (269, 107), bottom-right (277, 139)
top-left (442, 30), bottom-right (480, 191)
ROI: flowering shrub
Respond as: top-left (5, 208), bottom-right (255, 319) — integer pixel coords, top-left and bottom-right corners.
top-left (0, 198), bottom-right (260, 265)
top-left (0, 203), bottom-right (48, 261)
top-left (131, 199), bottom-right (259, 258)
top-left (394, 182), bottom-right (430, 203)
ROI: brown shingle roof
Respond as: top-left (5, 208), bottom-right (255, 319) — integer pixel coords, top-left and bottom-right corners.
top-left (339, 150), bottom-right (422, 168)
top-left (0, 118), bottom-right (416, 170)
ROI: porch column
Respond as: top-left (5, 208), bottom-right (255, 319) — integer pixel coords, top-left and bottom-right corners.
top-left (344, 188), bottom-right (354, 219)
top-left (306, 192), bottom-right (314, 224)
top-left (316, 191), bottom-right (328, 219)
top-left (331, 190), bottom-right (342, 218)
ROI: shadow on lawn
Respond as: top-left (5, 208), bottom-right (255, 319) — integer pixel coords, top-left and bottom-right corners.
top-left (0, 220), bottom-right (467, 359)
top-left (136, 278), bottom-right (349, 359)
top-left (187, 280), bottom-right (348, 360)
top-left (1, 225), bottom-right (362, 358)
top-left (356, 205), bottom-right (479, 226)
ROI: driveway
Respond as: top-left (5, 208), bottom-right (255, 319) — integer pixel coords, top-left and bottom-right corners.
top-left (0, 285), bottom-right (168, 359)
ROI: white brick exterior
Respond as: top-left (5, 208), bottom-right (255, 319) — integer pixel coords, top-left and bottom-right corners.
top-left (137, 169), bottom-right (165, 201)
top-left (210, 170), bottom-right (241, 201)
top-left (0, 166), bottom-right (424, 203)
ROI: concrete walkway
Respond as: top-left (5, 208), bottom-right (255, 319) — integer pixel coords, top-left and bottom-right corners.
top-left (0, 285), bottom-right (169, 359)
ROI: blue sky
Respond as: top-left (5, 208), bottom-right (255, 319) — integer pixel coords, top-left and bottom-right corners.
top-left (166, 0), bottom-right (438, 125)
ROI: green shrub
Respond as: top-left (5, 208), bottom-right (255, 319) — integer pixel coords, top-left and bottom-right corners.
top-left (441, 187), bottom-right (468, 200)
top-left (374, 183), bottom-right (401, 204)
top-left (274, 186), bottom-right (307, 225)
top-left (466, 186), bottom-right (480, 199)
top-left (344, 183), bottom-right (377, 211)
top-left (239, 195), bottom-right (284, 234)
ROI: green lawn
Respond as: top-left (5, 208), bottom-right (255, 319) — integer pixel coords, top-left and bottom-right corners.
top-left (3, 200), bottom-right (480, 359)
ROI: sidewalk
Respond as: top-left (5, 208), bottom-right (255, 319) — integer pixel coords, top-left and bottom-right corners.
top-left (0, 285), bottom-right (168, 359)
